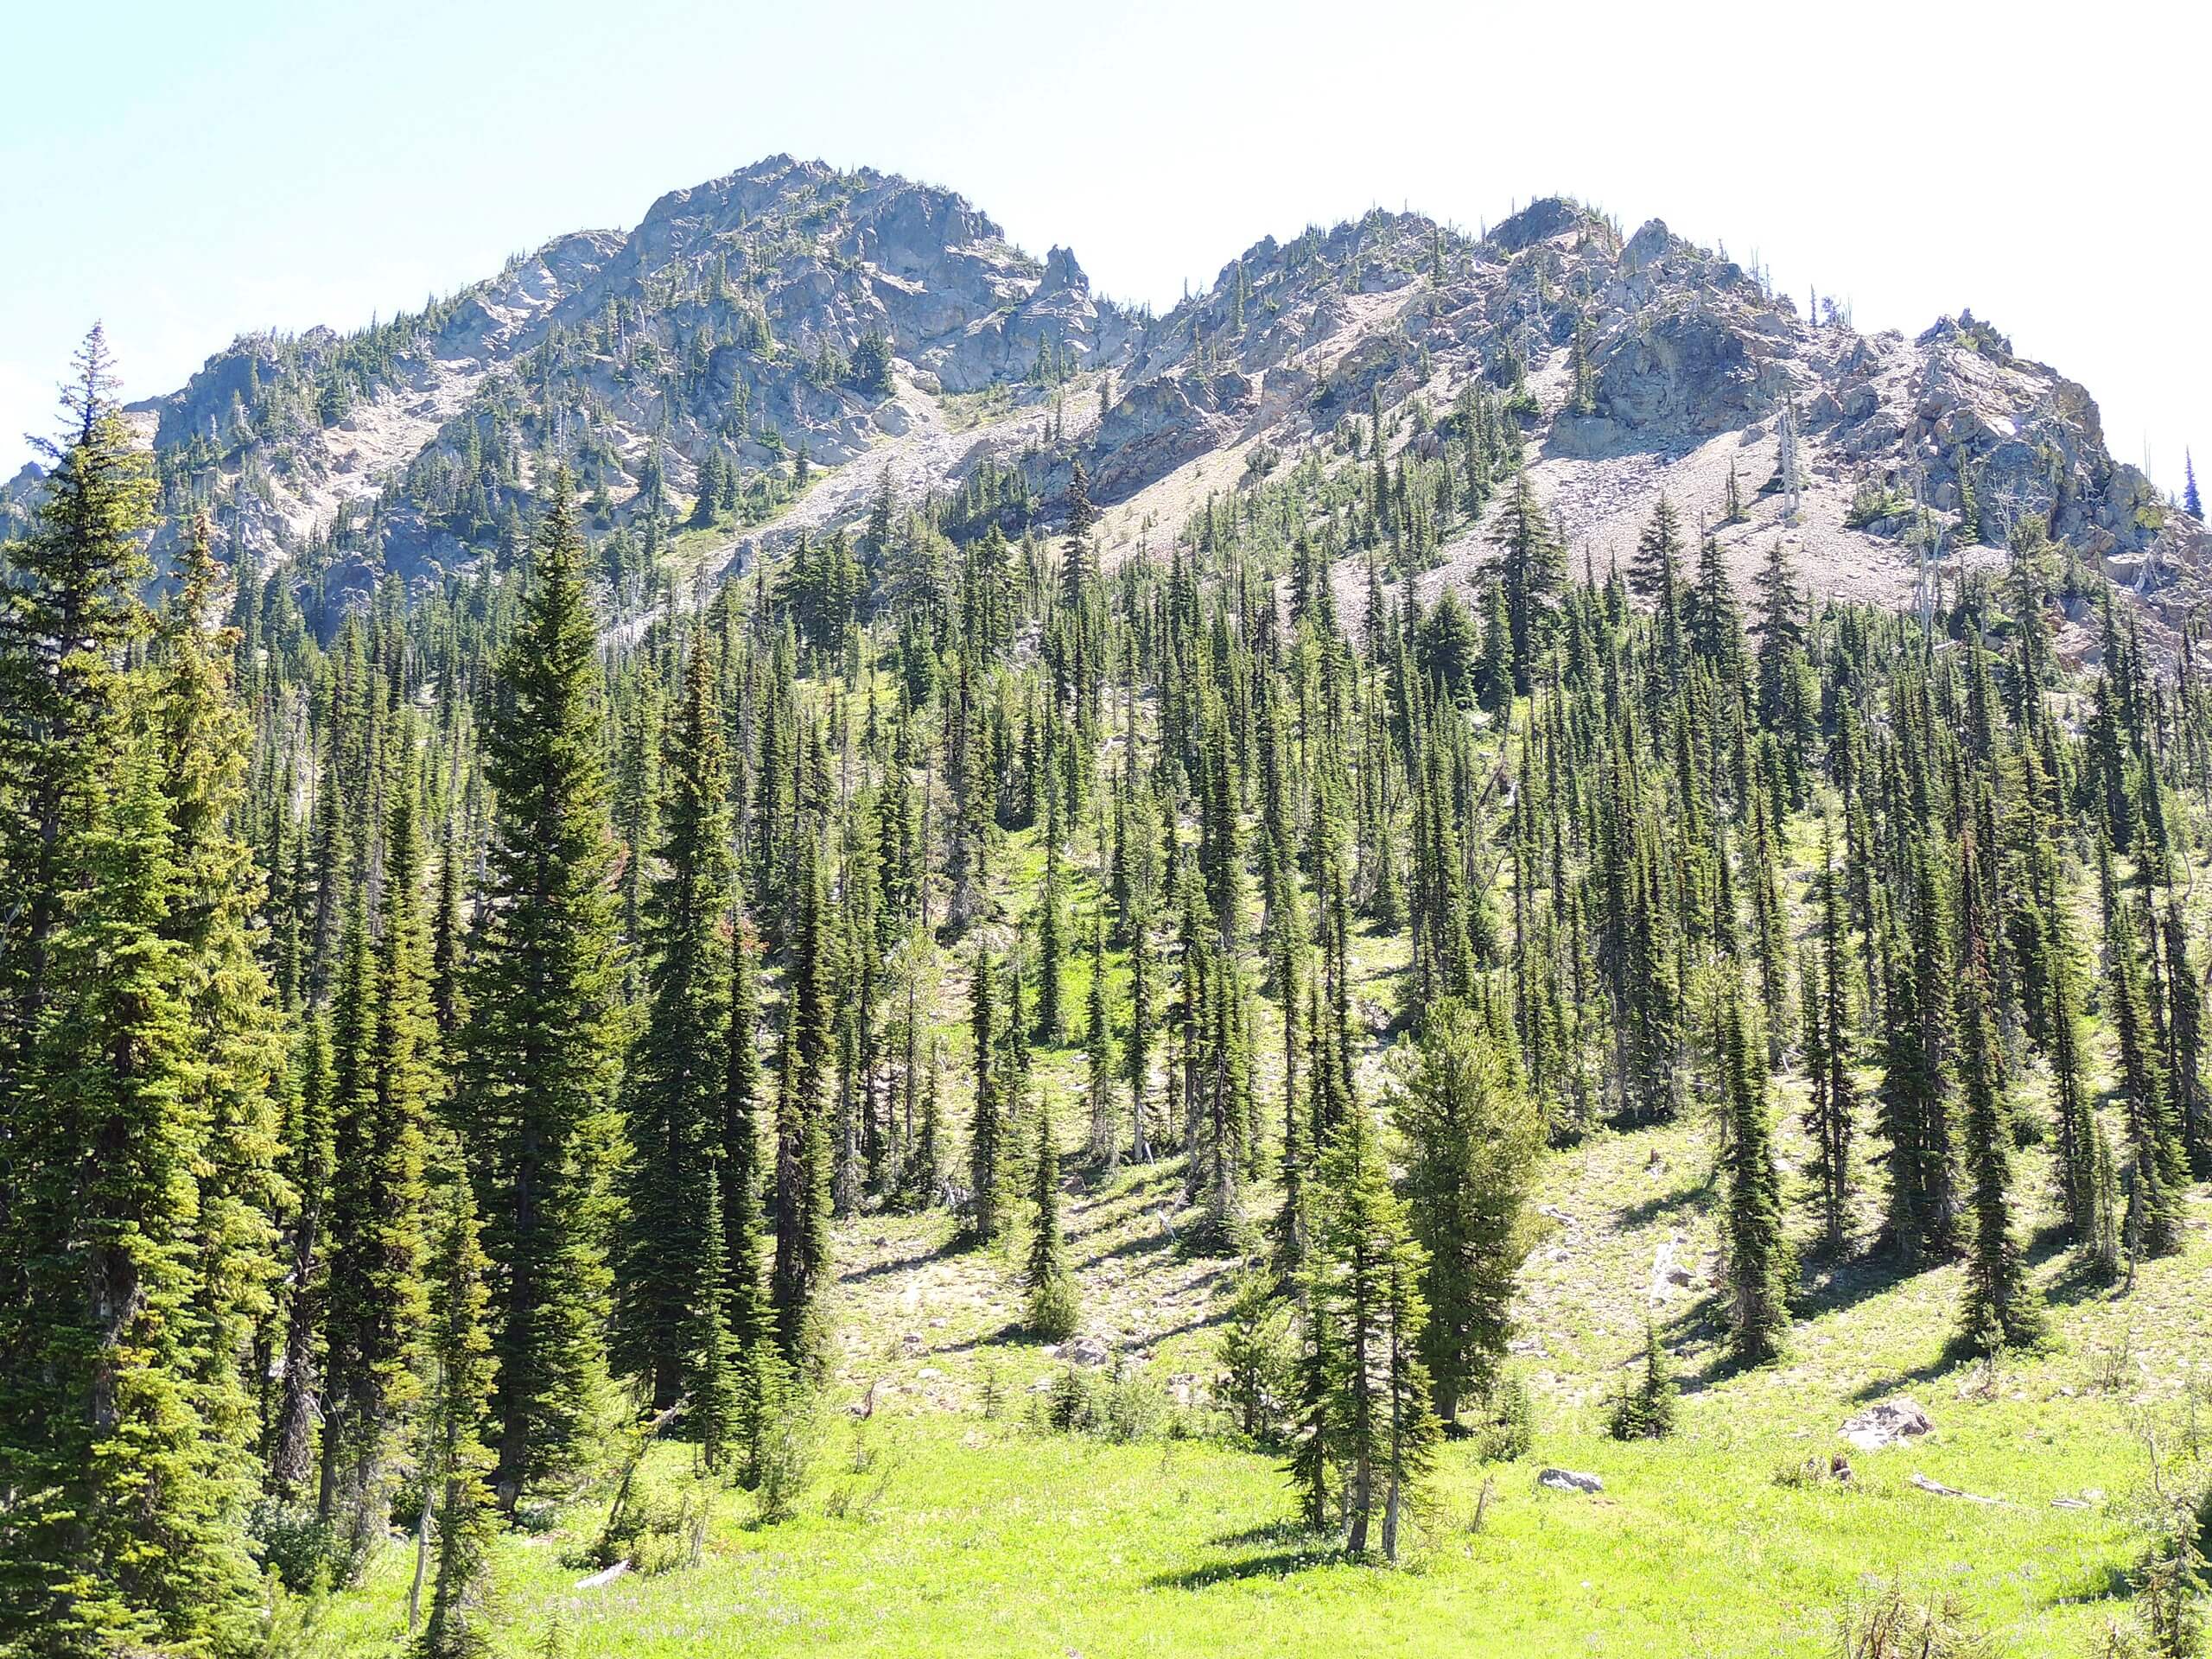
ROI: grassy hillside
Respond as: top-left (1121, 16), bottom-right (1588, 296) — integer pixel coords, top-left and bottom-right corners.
top-left (300, 801), bottom-right (2209, 1657)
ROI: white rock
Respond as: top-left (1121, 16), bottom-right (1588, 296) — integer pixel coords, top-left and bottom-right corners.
top-left (1537, 1468), bottom-right (1605, 1495)
top-left (1840, 1396), bottom-right (1932, 1452)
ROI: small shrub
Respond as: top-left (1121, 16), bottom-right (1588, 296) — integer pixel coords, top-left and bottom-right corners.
top-left (1027, 1271), bottom-right (1080, 1344)
top-left (1606, 1323), bottom-right (1678, 1441)
top-left (979, 1363), bottom-right (1005, 1421)
top-left (1774, 1453), bottom-right (1855, 1491)
top-left (1836, 1584), bottom-right (1997, 1658)
top-left (822, 1439), bottom-right (898, 1524)
top-left (580, 1463), bottom-right (711, 1577)
top-left (1476, 1371), bottom-right (1535, 1463)
top-left (248, 1499), bottom-right (343, 1594)
top-left (2093, 1328), bottom-right (2139, 1395)
top-left (753, 1379), bottom-right (820, 1526)
top-left (1043, 1365), bottom-right (1095, 1433)
top-left (2133, 1541), bottom-right (2207, 1659)
top-left (1214, 1268), bottom-right (1294, 1442)
top-left (533, 1611), bottom-right (575, 1659)
top-left (1845, 478), bottom-right (1912, 530)
top-left (1096, 1360), bottom-right (1168, 1444)
top-left (1464, 1474), bottom-right (1498, 1535)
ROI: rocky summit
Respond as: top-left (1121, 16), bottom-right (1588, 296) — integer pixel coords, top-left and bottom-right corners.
top-left (9, 153), bottom-right (2202, 636)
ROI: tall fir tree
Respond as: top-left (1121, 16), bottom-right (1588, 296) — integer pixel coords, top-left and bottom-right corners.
top-left (461, 470), bottom-right (626, 1510)
top-left (1719, 981), bottom-right (1793, 1365)
top-left (416, 1177), bottom-right (501, 1659)
top-left (614, 637), bottom-right (734, 1408)
top-left (1397, 999), bottom-right (1542, 1429)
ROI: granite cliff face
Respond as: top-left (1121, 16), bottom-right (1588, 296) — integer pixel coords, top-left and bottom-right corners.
top-left (5, 161), bottom-right (2200, 631)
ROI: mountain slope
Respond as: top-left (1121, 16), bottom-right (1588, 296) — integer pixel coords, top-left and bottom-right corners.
top-left (8, 156), bottom-right (2202, 634)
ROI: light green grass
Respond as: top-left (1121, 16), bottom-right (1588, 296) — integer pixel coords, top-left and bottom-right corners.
top-left (304, 1102), bottom-right (2203, 1656)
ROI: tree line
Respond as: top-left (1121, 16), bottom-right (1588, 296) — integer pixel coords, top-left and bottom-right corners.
top-left (0, 328), bottom-right (2203, 1653)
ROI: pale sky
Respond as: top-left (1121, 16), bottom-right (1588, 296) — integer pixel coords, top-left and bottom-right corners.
top-left (3, 0), bottom-right (2203, 493)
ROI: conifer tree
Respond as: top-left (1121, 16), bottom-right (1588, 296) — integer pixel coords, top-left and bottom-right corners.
top-left (1084, 912), bottom-right (1116, 1171)
top-left (1397, 999), bottom-right (1542, 1429)
top-left (1486, 469), bottom-right (1566, 695)
top-left (1802, 830), bottom-right (1858, 1254)
top-left (270, 1014), bottom-right (336, 1499)
top-left (1126, 906), bottom-right (1156, 1162)
top-left (324, 785), bottom-right (435, 1558)
top-left (416, 1178), bottom-right (500, 1659)
top-left (2105, 898), bottom-right (2188, 1259)
top-left (1307, 1099), bottom-right (1435, 1560)
top-left (1605, 1319), bottom-right (1678, 1441)
top-left (0, 749), bottom-right (264, 1654)
top-left (968, 948), bottom-right (1006, 1240)
top-left (1035, 813), bottom-right (1068, 1046)
top-left (690, 1169), bottom-right (740, 1474)
top-left (1879, 844), bottom-right (1959, 1264)
top-left (0, 327), bottom-right (158, 1063)
top-left (1718, 982), bottom-right (1793, 1364)
top-left (461, 470), bottom-right (626, 1510)
top-left (1023, 1102), bottom-right (1078, 1339)
top-left (148, 516), bottom-right (287, 1466)
top-left (1955, 947), bottom-right (2042, 1353)
top-left (614, 638), bottom-right (733, 1407)
top-left (721, 903), bottom-right (766, 1342)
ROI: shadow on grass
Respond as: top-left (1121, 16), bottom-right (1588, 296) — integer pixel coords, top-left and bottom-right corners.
top-left (1207, 1519), bottom-right (1313, 1548)
top-left (931, 1320), bottom-right (1031, 1355)
top-left (1842, 1351), bottom-right (1957, 1405)
top-left (1143, 1303), bottom-right (1233, 1346)
top-left (2036, 1238), bottom-right (2122, 1309)
top-left (1149, 1536), bottom-right (1345, 1590)
top-left (841, 1236), bottom-right (961, 1283)
top-left (2047, 1561), bottom-right (2135, 1611)
top-left (1792, 1250), bottom-right (1911, 1319)
top-left (1077, 1226), bottom-right (1179, 1269)
top-left (1613, 1184), bottom-right (1707, 1229)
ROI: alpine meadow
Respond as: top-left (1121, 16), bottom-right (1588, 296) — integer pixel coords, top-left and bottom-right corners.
top-left (9, 151), bottom-right (2212, 1659)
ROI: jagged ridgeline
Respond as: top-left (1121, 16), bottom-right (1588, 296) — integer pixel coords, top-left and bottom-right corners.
top-left (4, 154), bottom-right (2200, 629)
top-left (2, 156), bottom-right (2209, 1658)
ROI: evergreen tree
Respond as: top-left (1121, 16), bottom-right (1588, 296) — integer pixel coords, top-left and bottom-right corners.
top-left (1802, 830), bottom-right (1858, 1254)
top-left (1034, 823), bottom-right (1067, 1045)
top-left (323, 787), bottom-right (435, 1556)
top-left (1605, 1319), bottom-right (1678, 1440)
top-left (1023, 1102), bottom-right (1078, 1339)
top-left (614, 638), bottom-right (733, 1408)
top-left (1718, 982), bottom-right (1793, 1364)
top-left (968, 949), bottom-right (1007, 1240)
top-left (461, 470), bottom-right (626, 1509)
top-left (1084, 912), bottom-right (1116, 1172)
top-left (1397, 1000), bottom-right (1542, 1429)
top-left (1486, 469), bottom-right (1566, 695)
top-left (0, 327), bottom-right (158, 1062)
top-left (1879, 844), bottom-right (1959, 1264)
top-left (416, 1179), bottom-right (500, 1659)
top-left (1955, 950), bottom-right (2042, 1353)
top-left (0, 750), bottom-right (264, 1654)
top-left (2105, 898), bottom-right (2187, 1258)
top-left (689, 1169), bottom-right (740, 1474)
top-left (1307, 1099), bottom-right (1436, 1560)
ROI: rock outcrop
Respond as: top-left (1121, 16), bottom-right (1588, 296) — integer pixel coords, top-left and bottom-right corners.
top-left (7, 162), bottom-right (2202, 642)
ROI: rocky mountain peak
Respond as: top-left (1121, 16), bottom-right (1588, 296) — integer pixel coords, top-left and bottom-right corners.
top-left (6, 160), bottom-right (2200, 645)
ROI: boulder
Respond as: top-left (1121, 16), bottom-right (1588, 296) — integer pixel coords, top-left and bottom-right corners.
top-left (1910, 1471), bottom-right (1999, 1505)
top-left (1537, 1468), bottom-right (1605, 1495)
top-left (1622, 218), bottom-right (1673, 272)
top-left (1840, 1397), bottom-right (1932, 1451)
top-left (1053, 1335), bottom-right (1111, 1367)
